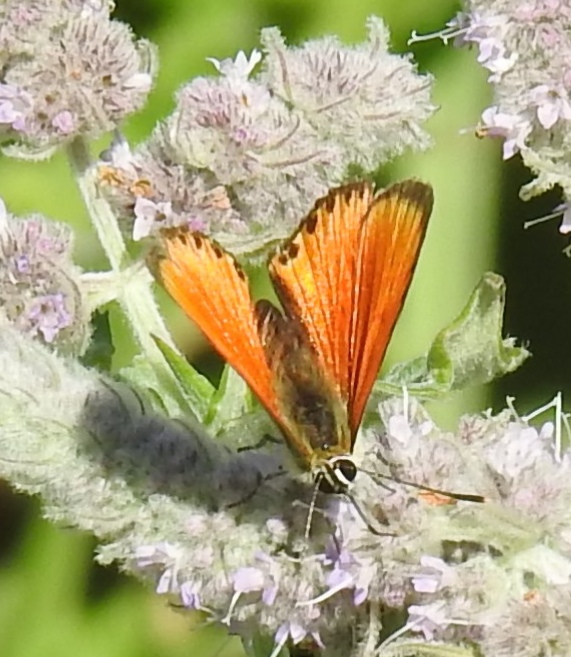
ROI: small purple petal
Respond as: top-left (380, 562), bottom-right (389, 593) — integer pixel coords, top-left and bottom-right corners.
top-left (231, 567), bottom-right (265, 593)
top-left (0, 83), bottom-right (32, 131)
top-left (157, 568), bottom-right (175, 594)
top-left (180, 581), bottom-right (202, 609)
top-left (353, 587), bottom-right (368, 606)
top-left (27, 293), bottom-right (71, 342)
top-left (311, 632), bottom-right (324, 649)
top-left (14, 254), bottom-right (30, 273)
top-left (52, 111), bottom-right (76, 135)
top-left (187, 215), bottom-right (207, 231)
top-left (326, 566), bottom-right (354, 590)
top-left (274, 624), bottom-right (289, 646)
top-left (262, 583), bottom-right (278, 606)
top-left (289, 622), bottom-right (308, 645)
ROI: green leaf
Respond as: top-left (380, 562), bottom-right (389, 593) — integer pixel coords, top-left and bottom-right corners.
top-left (204, 363), bottom-right (251, 431)
top-left (80, 310), bottom-right (114, 372)
top-left (151, 335), bottom-right (215, 422)
top-left (119, 355), bottom-right (177, 416)
top-left (374, 272), bottom-right (530, 400)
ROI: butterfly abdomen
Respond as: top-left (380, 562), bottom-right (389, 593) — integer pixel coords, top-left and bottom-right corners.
top-left (283, 378), bottom-right (340, 451)
top-left (270, 332), bottom-right (352, 467)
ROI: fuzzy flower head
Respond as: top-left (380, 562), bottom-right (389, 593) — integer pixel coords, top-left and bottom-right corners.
top-left (109, 391), bottom-right (571, 657)
top-left (2, 317), bottom-right (571, 657)
top-left (96, 133), bottom-right (243, 243)
top-left (260, 17), bottom-right (434, 170)
top-left (0, 0), bottom-right (156, 158)
top-left (419, 1), bottom-right (571, 234)
top-left (0, 199), bottom-right (88, 352)
top-left (96, 18), bottom-right (434, 257)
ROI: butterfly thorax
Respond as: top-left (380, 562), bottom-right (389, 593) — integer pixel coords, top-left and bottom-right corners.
top-left (267, 317), bottom-right (356, 492)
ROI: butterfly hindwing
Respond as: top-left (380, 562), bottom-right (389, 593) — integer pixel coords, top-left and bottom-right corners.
top-left (156, 229), bottom-right (282, 425)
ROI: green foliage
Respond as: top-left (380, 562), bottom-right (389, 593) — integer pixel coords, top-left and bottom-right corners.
top-left (152, 335), bottom-right (215, 421)
top-left (81, 310), bottom-right (115, 371)
top-left (375, 272), bottom-right (530, 400)
top-left (0, 515), bottom-right (153, 657)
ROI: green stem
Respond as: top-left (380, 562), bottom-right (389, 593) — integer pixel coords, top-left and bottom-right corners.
top-left (67, 136), bottom-right (127, 271)
top-left (66, 136), bottom-right (181, 391)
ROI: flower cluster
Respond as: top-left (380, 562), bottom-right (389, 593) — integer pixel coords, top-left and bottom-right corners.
top-left (0, 0), bottom-right (156, 159)
top-left (96, 17), bottom-right (434, 257)
top-left (1, 326), bottom-right (569, 657)
top-left (416, 1), bottom-right (571, 234)
top-left (0, 199), bottom-right (88, 352)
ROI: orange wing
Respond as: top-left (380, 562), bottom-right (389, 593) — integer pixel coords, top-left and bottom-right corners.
top-left (269, 182), bottom-right (374, 405)
top-left (269, 180), bottom-right (433, 438)
top-left (156, 229), bottom-right (282, 425)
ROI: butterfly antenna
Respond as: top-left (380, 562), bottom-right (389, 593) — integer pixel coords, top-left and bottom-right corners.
top-left (362, 468), bottom-right (485, 503)
top-left (362, 451), bottom-right (485, 503)
top-left (304, 480), bottom-right (321, 540)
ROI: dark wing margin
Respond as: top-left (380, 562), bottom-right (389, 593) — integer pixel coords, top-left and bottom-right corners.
top-left (348, 180), bottom-right (433, 435)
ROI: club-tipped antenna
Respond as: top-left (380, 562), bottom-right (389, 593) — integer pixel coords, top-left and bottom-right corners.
top-left (362, 466), bottom-right (485, 504)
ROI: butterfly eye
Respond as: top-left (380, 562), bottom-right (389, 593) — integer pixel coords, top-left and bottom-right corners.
top-left (316, 457), bottom-right (358, 493)
top-left (335, 458), bottom-right (358, 485)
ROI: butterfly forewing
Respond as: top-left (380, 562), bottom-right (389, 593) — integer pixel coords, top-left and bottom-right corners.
top-left (348, 181), bottom-right (433, 434)
top-left (156, 229), bottom-right (282, 425)
top-left (269, 180), bottom-right (433, 441)
top-left (268, 183), bottom-right (375, 408)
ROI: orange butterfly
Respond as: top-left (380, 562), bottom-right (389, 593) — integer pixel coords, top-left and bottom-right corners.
top-left (157, 180), bottom-right (433, 494)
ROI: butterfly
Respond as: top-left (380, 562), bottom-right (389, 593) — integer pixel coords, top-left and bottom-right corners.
top-left (156, 180), bottom-right (433, 494)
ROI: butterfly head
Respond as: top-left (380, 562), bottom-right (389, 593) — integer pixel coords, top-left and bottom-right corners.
top-left (313, 453), bottom-right (358, 494)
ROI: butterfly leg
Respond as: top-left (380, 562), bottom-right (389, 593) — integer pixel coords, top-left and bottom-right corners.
top-left (224, 465), bottom-right (286, 509)
top-left (236, 432), bottom-right (282, 453)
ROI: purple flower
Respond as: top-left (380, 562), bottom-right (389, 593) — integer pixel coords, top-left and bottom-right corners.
top-left (529, 84), bottom-right (571, 130)
top-left (480, 107), bottom-right (532, 159)
top-left (26, 293), bottom-right (71, 343)
top-left (134, 542), bottom-right (183, 594)
top-left (206, 49), bottom-right (262, 80)
top-left (484, 423), bottom-right (549, 480)
top-left (0, 83), bottom-right (32, 132)
top-left (133, 197), bottom-right (173, 241)
top-left (14, 254), bottom-right (30, 274)
top-left (52, 111), bottom-right (76, 135)
top-left (412, 556), bottom-right (456, 594)
top-left (407, 601), bottom-right (450, 641)
top-left (463, 12), bottom-right (517, 80)
top-left (180, 581), bottom-right (202, 610)
top-left (223, 563), bottom-right (279, 623)
top-left (271, 622), bottom-right (324, 657)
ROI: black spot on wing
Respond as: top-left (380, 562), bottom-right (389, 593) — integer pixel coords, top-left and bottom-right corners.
top-left (287, 242), bottom-right (299, 259)
top-left (234, 262), bottom-right (246, 281)
top-left (305, 212), bottom-right (318, 234)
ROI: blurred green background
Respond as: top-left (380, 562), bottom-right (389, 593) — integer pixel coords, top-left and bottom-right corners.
top-left (1, 0), bottom-right (570, 656)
